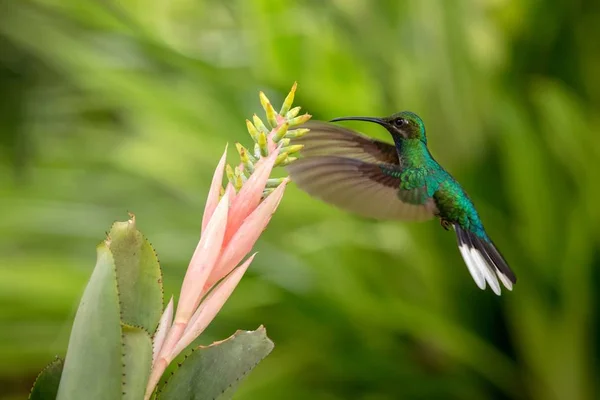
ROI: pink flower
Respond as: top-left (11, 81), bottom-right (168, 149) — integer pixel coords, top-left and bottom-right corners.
top-left (143, 83), bottom-right (309, 399)
top-left (144, 147), bottom-right (289, 399)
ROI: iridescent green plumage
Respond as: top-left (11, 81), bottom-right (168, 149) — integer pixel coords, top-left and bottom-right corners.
top-left (287, 112), bottom-right (516, 295)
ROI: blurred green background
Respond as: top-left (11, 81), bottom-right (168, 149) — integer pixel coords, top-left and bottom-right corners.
top-left (1, 0), bottom-right (600, 399)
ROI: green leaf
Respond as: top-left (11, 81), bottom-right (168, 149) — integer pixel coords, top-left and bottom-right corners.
top-left (122, 325), bottom-right (154, 400)
top-left (108, 216), bottom-right (163, 333)
top-left (29, 357), bottom-right (63, 400)
top-left (57, 244), bottom-right (123, 400)
top-left (158, 326), bottom-right (274, 400)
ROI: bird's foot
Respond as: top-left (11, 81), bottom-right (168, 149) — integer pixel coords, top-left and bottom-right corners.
top-left (440, 219), bottom-right (452, 231)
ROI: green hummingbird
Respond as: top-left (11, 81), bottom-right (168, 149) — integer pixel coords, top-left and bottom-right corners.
top-left (287, 111), bottom-right (516, 295)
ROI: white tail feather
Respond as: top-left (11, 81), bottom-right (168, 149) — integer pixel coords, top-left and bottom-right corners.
top-left (497, 271), bottom-right (514, 291)
top-left (458, 243), bottom-right (486, 290)
top-left (455, 224), bottom-right (514, 295)
top-left (470, 247), bottom-right (501, 295)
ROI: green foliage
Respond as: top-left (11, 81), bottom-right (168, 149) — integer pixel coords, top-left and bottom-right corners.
top-left (1, 1), bottom-right (600, 399)
top-left (29, 358), bottom-right (63, 400)
top-left (30, 217), bottom-right (271, 399)
top-left (158, 327), bottom-right (274, 400)
top-left (122, 325), bottom-right (153, 400)
top-left (56, 244), bottom-right (124, 400)
top-left (109, 219), bottom-right (163, 333)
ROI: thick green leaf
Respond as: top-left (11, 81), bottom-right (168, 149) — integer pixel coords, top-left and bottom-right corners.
top-left (158, 326), bottom-right (274, 400)
top-left (57, 244), bottom-right (123, 400)
top-left (108, 216), bottom-right (163, 333)
top-left (122, 324), bottom-right (154, 400)
top-left (29, 357), bottom-right (63, 400)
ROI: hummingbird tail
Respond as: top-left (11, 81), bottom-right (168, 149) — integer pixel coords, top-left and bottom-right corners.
top-left (454, 224), bottom-right (516, 295)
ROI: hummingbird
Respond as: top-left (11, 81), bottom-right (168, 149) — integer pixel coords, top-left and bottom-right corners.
top-left (287, 112), bottom-right (516, 295)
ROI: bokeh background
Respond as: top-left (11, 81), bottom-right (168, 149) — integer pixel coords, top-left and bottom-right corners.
top-left (1, 0), bottom-right (600, 399)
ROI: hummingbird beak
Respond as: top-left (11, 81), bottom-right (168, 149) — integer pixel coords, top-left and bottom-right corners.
top-left (329, 116), bottom-right (388, 127)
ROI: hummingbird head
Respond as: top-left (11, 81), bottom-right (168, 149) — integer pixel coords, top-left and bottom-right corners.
top-left (330, 111), bottom-right (427, 144)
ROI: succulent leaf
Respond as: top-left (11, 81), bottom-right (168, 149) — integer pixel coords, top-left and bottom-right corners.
top-left (108, 217), bottom-right (164, 333)
top-left (122, 325), bottom-right (154, 400)
top-left (56, 244), bottom-right (123, 400)
top-left (29, 357), bottom-right (63, 400)
top-left (158, 327), bottom-right (274, 400)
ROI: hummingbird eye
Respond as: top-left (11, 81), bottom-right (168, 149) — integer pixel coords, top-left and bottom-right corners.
top-left (394, 118), bottom-right (407, 127)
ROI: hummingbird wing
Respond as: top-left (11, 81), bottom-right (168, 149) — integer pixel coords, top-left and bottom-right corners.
top-left (287, 155), bottom-right (437, 221)
top-left (292, 121), bottom-right (399, 164)
top-left (288, 121), bottom-right (436, 221)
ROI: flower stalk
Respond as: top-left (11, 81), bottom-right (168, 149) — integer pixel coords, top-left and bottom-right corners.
top-left (144, 83), bottom-right (310, 399)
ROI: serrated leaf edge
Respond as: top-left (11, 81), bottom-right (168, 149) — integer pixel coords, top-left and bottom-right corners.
top-left (155, 326), bottom-right (273, 399)
top-left (28, 356), bottom-right (64, 400)
top-left (104, 243), bottom-right (127, 398)
top-left (141, 234), bottom-right (165, 326)
top-left (121, 323), bottom-right (153, 399)
top-left (108, 214), bottom-right (165, 334)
